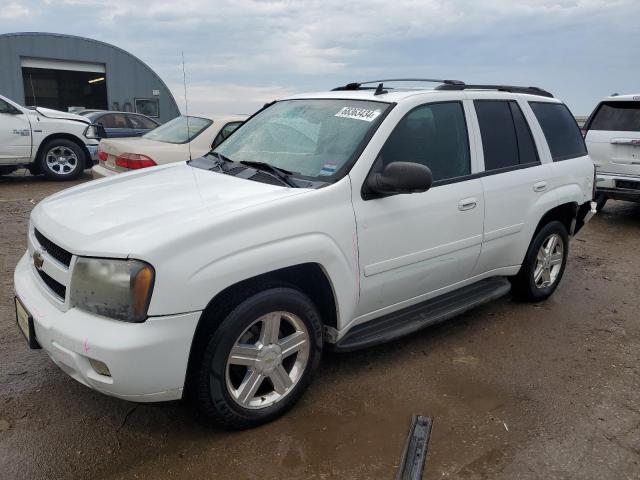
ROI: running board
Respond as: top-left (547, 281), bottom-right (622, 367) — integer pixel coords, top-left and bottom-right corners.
top-left (334, 277), bottom-right (511, 352)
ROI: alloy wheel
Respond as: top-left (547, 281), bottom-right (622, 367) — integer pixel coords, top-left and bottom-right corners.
top-left (533, 233), bottom-right (564, 289)
top-left (45, 146), bottom-right (79, 175)
top-left (224, 311), bottom-right (310, 409)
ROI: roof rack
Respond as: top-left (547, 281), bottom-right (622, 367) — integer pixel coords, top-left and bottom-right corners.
top-left (331, 79), bottom-right (553, 98)
top-left (332, 78), bottom-right (465, 95)
top-left (435, 83), bottom-right (553, 98)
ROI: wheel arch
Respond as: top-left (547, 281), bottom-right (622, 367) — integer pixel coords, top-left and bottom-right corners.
top-left (533, 201), bottom-right (579, 238)
top-left (183, 262), bottom-right (338, 393)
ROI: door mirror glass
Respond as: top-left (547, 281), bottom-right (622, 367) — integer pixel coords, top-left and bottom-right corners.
top-left (366, 161), bottom-right (433, 197)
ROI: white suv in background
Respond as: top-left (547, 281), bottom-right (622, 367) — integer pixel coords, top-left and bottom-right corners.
top-left (14, 80), bottom-right (596, 429)
top-left (583, 94), bottom-right (640, 209)
top-left (0, 94), bottom-right (100, 180)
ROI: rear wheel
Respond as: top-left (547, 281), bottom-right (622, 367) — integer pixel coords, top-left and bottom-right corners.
top-left (594, 193), bottom-right (608, 212)
top-left (511, 221), bottom-right (569, 302)
top-left (192, 287), bottom-right (323, 429)
top-left (39, 139), bottom-right (85, 180)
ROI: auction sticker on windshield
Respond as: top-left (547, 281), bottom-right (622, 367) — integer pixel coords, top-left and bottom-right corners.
top-left (335, 106), bottom-right (382, 122)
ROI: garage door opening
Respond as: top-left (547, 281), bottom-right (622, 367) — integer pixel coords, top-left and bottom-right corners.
top-left (21, 58), bottom-right (107, 112)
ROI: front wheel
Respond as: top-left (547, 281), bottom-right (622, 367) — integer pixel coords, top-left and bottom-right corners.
top-left (192, 287), bottom-right (323, 429)
top-left (39, 139), bottom-right (85, 180)
top-left (511, 221), bottom-right (569, 302)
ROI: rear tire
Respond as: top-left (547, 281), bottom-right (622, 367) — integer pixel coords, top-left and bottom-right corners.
top-left (39, 139), bottom-right (85, 180)
top-left (594, 193), bottom-right (608, 212)
top-left (192, 287), bottom-right (323, 429)
top-left (511, 221), bottom-right (569, 302)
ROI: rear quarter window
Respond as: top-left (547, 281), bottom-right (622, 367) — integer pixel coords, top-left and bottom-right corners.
top-left (529, 102), bottom-right (587, 161)
top-left (588, 101), bottom-right (640, 132)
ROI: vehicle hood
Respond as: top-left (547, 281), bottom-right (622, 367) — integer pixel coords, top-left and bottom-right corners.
top-left (32, 107), bottom-right (91, 124)
top-left (31, 163), bottom-right (308, 258)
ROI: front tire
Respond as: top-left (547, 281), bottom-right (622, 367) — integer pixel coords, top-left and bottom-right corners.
top-left (192, 287), bottom-right (323, 429)
top-left (39, 139), bottom-right (85, 180)
top-left (511, 221), bottom-right (569, 302)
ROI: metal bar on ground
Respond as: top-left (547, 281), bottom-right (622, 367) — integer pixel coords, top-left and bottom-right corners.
top-left (395, 415), bottom-right (433, 480)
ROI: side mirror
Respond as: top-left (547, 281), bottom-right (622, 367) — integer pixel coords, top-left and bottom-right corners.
top-left (366, 161), bottom-right (433, 197)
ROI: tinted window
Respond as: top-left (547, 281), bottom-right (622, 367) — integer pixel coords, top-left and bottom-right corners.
top-left (475, 101), bottom-right (519, 170)
top-left (380, 102), bottom-right (470, 182)
top-left (510, 102), bottom-right (539, 164)
top-left (128, 114), bottom-right (158, 129)
top-left (0, 99), bottom-right (15, 114)
top-left (589, 101), bottom-right (640, 132)
top-left (530, 102), bottom-right (587, 161)
top-left (99, 113), bottom-right (129, 129)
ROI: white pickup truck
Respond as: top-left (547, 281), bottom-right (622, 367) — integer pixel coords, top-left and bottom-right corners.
top-left (14, 80), bottom-right (596, 429)
top-left (0, 94), bottom-right (100, 180)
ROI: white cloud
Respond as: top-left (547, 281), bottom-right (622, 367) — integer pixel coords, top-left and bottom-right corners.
top-left (3, 0), bottom-right (640, 113)
top-left (0, 2), bottom-right (29, 19)
top-left (171, 83), bottom-right (297, 115)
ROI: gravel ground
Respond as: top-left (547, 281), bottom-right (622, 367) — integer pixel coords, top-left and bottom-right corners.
top-left (0, 172), bottom-right (639, 480)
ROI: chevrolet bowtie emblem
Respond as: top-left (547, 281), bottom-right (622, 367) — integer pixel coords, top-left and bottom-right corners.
top-left (33, 250), bottom-right (44, 270)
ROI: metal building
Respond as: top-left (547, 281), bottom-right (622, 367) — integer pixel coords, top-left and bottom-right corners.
top-left (0, 32), bottom-right (180, 123)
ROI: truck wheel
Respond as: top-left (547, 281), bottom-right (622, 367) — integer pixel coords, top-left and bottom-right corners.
top-left (39, 139), bottom-right (85, 180)
top-left (193, 287), bottom-right (323, 429)
top-left (511, 221), bottom-right (569, 302)
top-left (594, 193), bottom-right (608, 212)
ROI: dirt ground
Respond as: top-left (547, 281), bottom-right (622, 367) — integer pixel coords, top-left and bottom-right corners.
top-left (0, 171), bottom-right (639, 480)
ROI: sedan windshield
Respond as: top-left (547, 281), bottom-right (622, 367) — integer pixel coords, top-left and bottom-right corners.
top-left (212, 99), bottom-right (390, 179)
top-left (143, 116), bottom-right (212, 144)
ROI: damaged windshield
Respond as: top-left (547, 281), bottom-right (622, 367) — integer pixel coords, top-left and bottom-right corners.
top-left (212, 99), bottom-right (390, 180)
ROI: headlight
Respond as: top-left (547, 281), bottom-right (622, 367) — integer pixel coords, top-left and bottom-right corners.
top-left (83, 124), bottom-right (106, 139)
top-left (70, 258), bottom-right (155, 322)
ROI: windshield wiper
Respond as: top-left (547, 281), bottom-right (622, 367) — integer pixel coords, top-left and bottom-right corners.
top-left (205, 151), bottom-right (233, 171)
top-left (239, 160), bottom-right (297, 187)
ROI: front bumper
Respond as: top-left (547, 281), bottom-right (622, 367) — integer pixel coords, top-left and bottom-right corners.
top-left (596, 172), bottom-right (640, 203)
top-left (14, 252), bottom-right (201, 402)
top-left (85, 144), bottom-right (99, 165)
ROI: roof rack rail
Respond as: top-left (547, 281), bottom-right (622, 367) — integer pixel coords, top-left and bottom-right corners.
top-left (435, 83), bottom-right (553, 98)
top-left (332, 78), bottom-right (465, 94)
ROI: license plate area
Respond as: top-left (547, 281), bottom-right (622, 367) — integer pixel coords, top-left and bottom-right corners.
top-left (15, 297), bottom-right (41, 349)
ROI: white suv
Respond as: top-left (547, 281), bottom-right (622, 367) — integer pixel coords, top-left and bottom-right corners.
top-left (0, 94), bottom-right (100, 180)
top-left (583, 94), bottom-right (640, 209)
top-left (14, 80), bottom-right (596, 428)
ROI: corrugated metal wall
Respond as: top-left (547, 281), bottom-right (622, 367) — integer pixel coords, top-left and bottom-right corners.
top-left (0, 32), bottom-right (180, 123)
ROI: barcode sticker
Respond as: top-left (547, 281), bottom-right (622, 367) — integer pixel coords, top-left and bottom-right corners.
top-left (335, 106), bottom-right (382, 122)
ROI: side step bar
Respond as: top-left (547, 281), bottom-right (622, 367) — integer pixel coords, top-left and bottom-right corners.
top-left (335, 277), bottom-right (511, 352)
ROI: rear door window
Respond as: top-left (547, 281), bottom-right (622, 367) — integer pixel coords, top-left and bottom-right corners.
top-left (529, 102), bottom-right (587, 161)
top-left (588, 101), bottom-right (640, 132)
top-left (99, 113), bottom-right (129, 129)
top-left (475, 100), bottom-right (538, 171)
top-left (128, 114), bottom-right (158, 129)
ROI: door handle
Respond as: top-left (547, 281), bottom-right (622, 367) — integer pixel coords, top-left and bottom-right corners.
top-left (458, 197), bottom-right (477, 211)
top-left (533, 181), bottom-right (547, 192)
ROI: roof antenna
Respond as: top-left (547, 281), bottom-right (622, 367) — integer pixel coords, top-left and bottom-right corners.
top-left (29, 73), bottom-right (38, 109)
top-left (181, 51), bottom-right (192, 160)
top-left (374, 82), bottom-right (387, 95)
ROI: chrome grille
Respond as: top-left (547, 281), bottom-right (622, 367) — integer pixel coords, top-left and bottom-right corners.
top-left (34, 229), bottom-right (72, 267)
top-left (36, 268), bottom-right (66, 301)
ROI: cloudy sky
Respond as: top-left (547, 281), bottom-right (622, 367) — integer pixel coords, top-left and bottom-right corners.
top-left (2, 0), bottom-right (639, 115)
